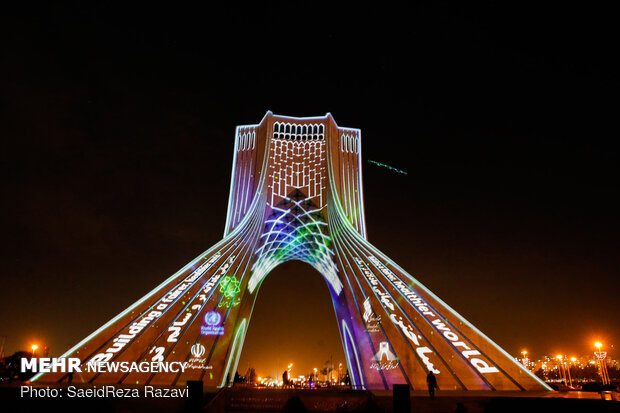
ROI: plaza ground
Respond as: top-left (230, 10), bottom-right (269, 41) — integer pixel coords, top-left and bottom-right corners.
top-left (1, 382), bottom-right (619, 412)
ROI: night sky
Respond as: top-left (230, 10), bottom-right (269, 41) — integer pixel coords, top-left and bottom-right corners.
top-left (2, 3), bottom-right (617, 378)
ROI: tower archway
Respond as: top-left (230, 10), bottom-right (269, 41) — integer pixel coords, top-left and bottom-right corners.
top-left (236, 261), bottom-right (348, 387)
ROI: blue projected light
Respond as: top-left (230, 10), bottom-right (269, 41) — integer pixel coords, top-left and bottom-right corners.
top-left (249, 189), bottom-right (342, 294)
top-left (201, 311), bottom-right (225, 336)
top-left (205, 311), bottom-right (221, 326)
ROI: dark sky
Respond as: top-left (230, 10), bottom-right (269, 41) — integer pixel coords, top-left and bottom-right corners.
top-left (1, 2), bottom-right (618, 376)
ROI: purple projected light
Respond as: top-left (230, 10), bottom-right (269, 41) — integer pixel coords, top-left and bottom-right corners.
top-left (201, 311), bottom-right (224, 336)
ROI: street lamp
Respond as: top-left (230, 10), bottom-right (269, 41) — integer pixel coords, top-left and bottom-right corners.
top-left (31, 344), bottom-right (38, 358)
top-left (555, 354), bottom-right (571, 386)
top-left (556, 355), bottom-right (566, 385)
top-left (564, 358), bottom-right (572, 387)
top-left (521, 350), bottom-right (529, 368)
top-left (594, 342), bottom-right (610, 385)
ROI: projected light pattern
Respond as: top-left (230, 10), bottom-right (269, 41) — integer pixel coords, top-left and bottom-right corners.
top-left (368, 160), bottom-right (407, 175)
top-left (35, 112), bottom-right (550, 392)
top-left (249, 189), bottom-right (341, 294)
top-left (218, 275), bottom-right (241, 308)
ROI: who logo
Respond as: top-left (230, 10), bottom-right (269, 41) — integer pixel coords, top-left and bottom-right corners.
top-left (190, 343), bottom-right (206, 358)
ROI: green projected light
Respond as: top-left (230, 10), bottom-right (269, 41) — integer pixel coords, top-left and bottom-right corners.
top-left (248, 189), bottom-right (342, 294)
top-left (368, 159), bottom-right (407, 175)
top-left (218, 275), bottom-right (241, 308)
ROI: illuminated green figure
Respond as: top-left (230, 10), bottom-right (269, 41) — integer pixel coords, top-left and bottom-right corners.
top-left (218, 276), bottom-right (241, 308)
top-left (35, 112), bottom-right (550, 392)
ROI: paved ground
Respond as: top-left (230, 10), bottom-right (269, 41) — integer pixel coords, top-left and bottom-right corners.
top-left (206, 387), bottom-right (620, 413)
top-left (1, 382), bottom-right (618, 412)
top-left (371, 389), bottom-right (612, 399)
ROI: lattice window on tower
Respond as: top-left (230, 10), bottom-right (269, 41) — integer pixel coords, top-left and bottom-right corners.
top-left (340, 131), bottom-right (360, 153)
top-left (236, 128), bottom-right (257, 151)
top-left (273, 122), bottom-right (324, 140)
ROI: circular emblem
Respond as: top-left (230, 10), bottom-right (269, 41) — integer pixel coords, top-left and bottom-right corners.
top-left (205, 311), bottom-right (222, 326)
top-left (190, 343), bottom-right (205, 358)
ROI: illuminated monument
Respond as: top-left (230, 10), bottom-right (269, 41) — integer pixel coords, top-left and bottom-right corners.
top-left (36, 112), bottom-right (550, 391)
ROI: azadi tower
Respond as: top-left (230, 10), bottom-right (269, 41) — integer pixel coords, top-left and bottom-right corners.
top-left (36, 112), bottom-right (549, 391)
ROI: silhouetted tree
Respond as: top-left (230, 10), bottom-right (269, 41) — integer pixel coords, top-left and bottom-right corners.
top-left (0, 351), bottom-right (35, 381)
